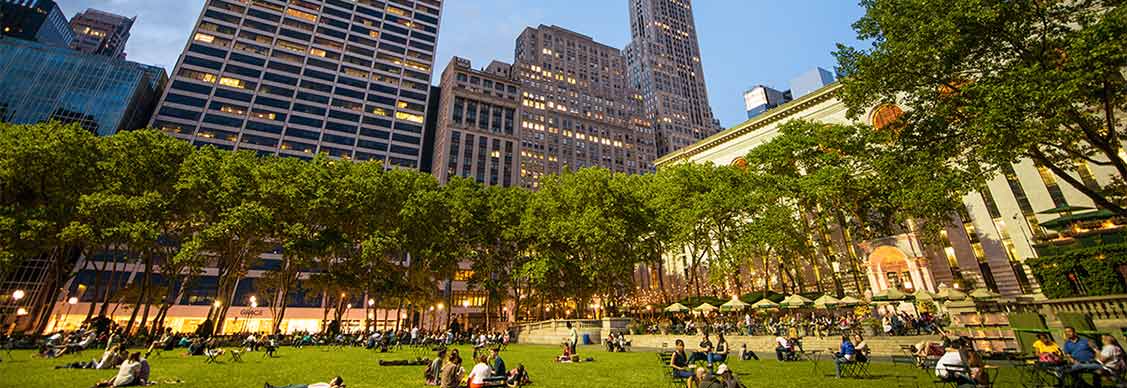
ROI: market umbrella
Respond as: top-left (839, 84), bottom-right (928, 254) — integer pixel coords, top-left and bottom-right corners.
top-left (838, 296), bottom-right (862, 306)
top-left (780, 294), bottom-right (813, 309)
top-left (913, 289), bottom-right (936, 301)
top-left (812, 294), bottom-right (841, 309)
top-left (934, 285), bottom-right (968, 301)
top-left (872, 288), bottom-right (911, 301)
top-left (969, 288), bottom-right (1001, 301)
top-left (1038, 210), bottom-right (1115, 230)
top-left (720, 296), bottom-right (750, 312)
top-left (664, 303), bottom-right (690, 313)
top-left (752, 298), bottom-right (779, 309)
top-left (694, 303), bottom-right (719, 312)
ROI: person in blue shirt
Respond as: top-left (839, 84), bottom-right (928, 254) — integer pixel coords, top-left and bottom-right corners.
top-left (490, 347), bottom-right (506, 377)
top-left (1062, 327), bottom-right (1102, 387)
top-left (834, 336), bottom-right (857, 378)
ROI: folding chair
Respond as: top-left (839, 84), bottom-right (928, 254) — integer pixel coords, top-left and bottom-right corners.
top-left (204, 351), bottom-right (219, 364)
top-left (892, 355), bottom-right (922, 387)
top-left (229, 349), bottom-right (243, 363)
top-left (933, 365), bottom-right (970, 388)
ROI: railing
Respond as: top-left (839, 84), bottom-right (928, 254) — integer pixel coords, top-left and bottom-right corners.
top-left (512, 319), bottom-right (602, 334)
top-left (1031, 294), bottom-right (1127, 321)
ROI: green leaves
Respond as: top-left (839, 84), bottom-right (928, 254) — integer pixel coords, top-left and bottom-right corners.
top-left (837, 0), bottom-right (1127, 213)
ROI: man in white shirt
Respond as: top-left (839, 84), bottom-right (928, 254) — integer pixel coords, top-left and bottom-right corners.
top-left (411, 327), bottom-right (419, 344)
top-left (775, 335), bottom-right (793, 361)
top-left (934, 341), bottom-right (974, 386)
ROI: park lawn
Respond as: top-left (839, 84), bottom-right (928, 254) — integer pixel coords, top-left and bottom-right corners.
top-left (0, 344), bottom-right (1022, 388)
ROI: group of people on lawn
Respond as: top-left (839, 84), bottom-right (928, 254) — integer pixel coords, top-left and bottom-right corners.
top-left (669, 336), bottom-right (745, 388)
top-left (423, 347), bottom-right (530, 388)
top-left (1029, 327), bottom-right (1125, 387)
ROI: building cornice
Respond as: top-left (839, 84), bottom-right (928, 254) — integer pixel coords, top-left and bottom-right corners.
top-left (654, 82), bottom-right (843, 168)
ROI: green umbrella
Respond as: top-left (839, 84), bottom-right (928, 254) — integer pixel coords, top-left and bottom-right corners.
top-left (838, 296), bottom-right (863, 306)
top-left (664, 303), bottom-right (690, 313)
top-left (913, 289), bottom-right (936, 301)
top-left (934, 285), bottom-right (968, 301)
top-left (812, 294), bottom-right (841, 309)
top-left (969, 288), bottom-right (1001, 301)
top-left (872, 288), bottom-right (911, 301)
top-left (752, 298), bottom-right (779, 309)
top-left (780, 294), bottom-right (813, 309)
top-left (1038, 210), bottom-right (1115, 230)
top-left (693, 303), bottom-right (718, 312)
top-left (720, 296), bottom-right (749, 312)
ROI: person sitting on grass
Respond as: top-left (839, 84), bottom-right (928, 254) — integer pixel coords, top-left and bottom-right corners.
top-left (56, 345), bottom-right (125, 370)
top-left (506, 364), bottom-right (531, 387)
top-left (738, 344), bottom-right (758, 361)
top-left (440, 351), bottom-right (464, 388)
top-left (425, 348), bottom-right (447, 386)
top-left (490, 347), bottom-right (506, 377)
top-left (714, 364), bottom-right (745, 388)
top-left (264, 376), bottom-right (346, 388)
top-left (94, 352), bottom-right (143, 387)
top-left (556, 343), bottom-right (573, 363)
top-left (688, 366), bottom-right (716, 388)
top-left (713, 334), bottom-right (729, 365)
top-left (467, 354), bottom-right (492, 388)
top-left (833, 336), bottom-right (856, 379)
top-left (671, 339), bottom-right (693, 379)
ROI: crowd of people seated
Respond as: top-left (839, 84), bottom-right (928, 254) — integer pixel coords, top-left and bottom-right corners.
top-left (425, 347), bottom-right (530, 388)
top-left (636, 310), bottom-right (944, 338)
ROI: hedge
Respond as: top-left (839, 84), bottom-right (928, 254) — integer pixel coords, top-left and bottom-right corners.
top-left (1026, 243), bottom-right (1127, 298)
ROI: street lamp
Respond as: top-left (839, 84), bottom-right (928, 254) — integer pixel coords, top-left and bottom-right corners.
top-left (12, 289), bottom-right (25, 301)
top-left (16, 308), bottom-right (27, 316)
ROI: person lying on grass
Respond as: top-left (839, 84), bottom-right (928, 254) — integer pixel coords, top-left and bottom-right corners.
top-left (264, 376), bottom-right (345, 388)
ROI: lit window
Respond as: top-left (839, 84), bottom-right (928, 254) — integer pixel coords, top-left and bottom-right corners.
top-left (395, 111), bottom-right (424, 123)
top-left (219, 77), bottom-right (246, 89)
top-left (251, 110), bottom-right (277, 120)
top-left (386, 6), bottom-right (409, 16)
top-left (285, 8), bottom-right (318, 22)
top-left (309, 48), bottom-right (327, 57)
top-left (219, 105), bottom-right (246, 115)
top-left (194, 33), bottom-right (216, 43)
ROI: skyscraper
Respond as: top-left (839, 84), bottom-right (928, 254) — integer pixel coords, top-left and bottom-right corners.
top-left (512, 25), bottom-right (656, 188)
top-left (0, 38), bottom-right (167, 135)
top-left (0, 0), bottom-right (74, 47)
top-left (433, 57), bottom-right (522, 187)
top-left (743, 85), bottom-right (791, 119)
top-left (69, 8), bottom-right (135, 59)
top-left (790, 67), bottom-right (836, 100)
top-left (626, 0), bottom-right (720, 156)
top-left (149, 0), bottom-right (443, 169)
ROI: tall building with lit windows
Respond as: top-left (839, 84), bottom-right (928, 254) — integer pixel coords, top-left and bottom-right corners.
top-left (512, 25), bottom-right (656, 188)
top-left (626, 0), bottom-right (721, 156)
top-left (433, 57), bottom-right (521, 186)
top-left (68, 8), bottom-right (135, 59)
top-left (150, 0), bottom-right (443, 169)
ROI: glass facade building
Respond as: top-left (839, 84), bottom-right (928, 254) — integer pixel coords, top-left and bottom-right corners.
top-left (150, 0), bottom-right (443, 168)
top-left (0, 0), bottom-right (74, 48)
top-left (0, 38), bottom-right (168, 135)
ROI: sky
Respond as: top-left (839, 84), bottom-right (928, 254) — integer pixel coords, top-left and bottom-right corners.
top-left (56, 0), bottom-right (866, 128)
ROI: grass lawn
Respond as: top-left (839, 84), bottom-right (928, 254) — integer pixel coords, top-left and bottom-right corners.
top-left (0, 344), bottom-right (1023, 388)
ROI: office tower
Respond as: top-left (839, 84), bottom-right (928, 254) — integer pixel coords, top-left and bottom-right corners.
top-left (150, 0), bottom-right (443, 169)
top-left (790, 67), bottom-right (835, 99)
top-left (512, 25), bottom-right (656, 188)
top-left (0, 38), bottom-right (167, 135)
top-left (433, 57), bottom-right (521, 187)
top-left (69, 8), bottom-right (135, 59)
top-left (626, 0), bottom-right (720, 156)
top-left (743, 85), bottom-right (792, 119)
top-left (0, 0), bottom-right (74, 47)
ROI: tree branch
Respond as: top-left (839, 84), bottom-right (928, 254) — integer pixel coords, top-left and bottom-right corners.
top-left (1028, 148), bottom-right (1126, 216)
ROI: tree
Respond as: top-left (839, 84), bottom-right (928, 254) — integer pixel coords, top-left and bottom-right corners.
top-left (0, 122), bottom-right (100, 334)
top-left (176, 147), bottom-right (274, 334)
top-left (836, 0), bottom-right (1127, 213)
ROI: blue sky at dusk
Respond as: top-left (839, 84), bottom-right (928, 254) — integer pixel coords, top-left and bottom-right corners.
top-left (57, 0), bottom-right (866, 127)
